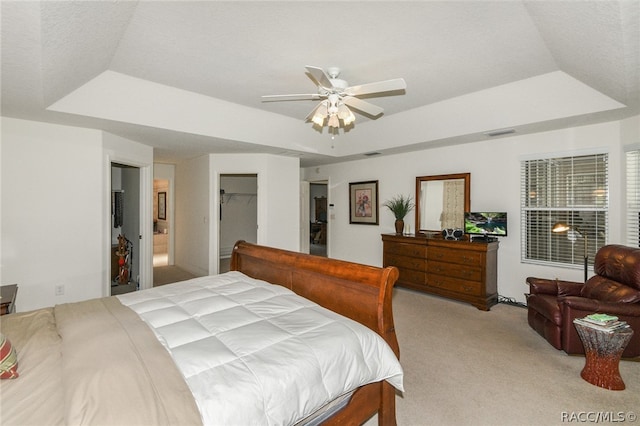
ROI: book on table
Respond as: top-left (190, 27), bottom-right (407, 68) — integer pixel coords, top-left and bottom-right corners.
top-left (574, 315), bottom-right (630, 333)
top-left (584, 313), bottom-right (618, 324)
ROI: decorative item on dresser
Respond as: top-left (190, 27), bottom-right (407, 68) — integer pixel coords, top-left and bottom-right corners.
top-left (382, 233), bottom-right (498, 310)
top-left (383, 194), bottom-right (415, 235)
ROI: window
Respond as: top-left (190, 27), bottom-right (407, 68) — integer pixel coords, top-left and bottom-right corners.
top-left (626, 149), bottom-right (640, 248)
top-left (521, 153), bottom-right (608, 267)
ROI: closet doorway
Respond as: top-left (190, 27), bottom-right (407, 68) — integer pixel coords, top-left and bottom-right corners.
top-left (310, 182), bottom-right (328, 257)
top-left (219, 174), bottom-right (258, 273)
top-left (111, 163), bottom-right (140, 296)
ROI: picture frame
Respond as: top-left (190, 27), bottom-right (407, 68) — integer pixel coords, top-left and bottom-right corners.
top-left (158, 192), bottom-right (167, 220)
top-left (349, 180), bottom-right (379, 225)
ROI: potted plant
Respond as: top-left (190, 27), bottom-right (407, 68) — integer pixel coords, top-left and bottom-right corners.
top-left (383, 194), bottom-right (415, 235)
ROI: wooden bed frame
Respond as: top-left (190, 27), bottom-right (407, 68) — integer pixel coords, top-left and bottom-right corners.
top-left (230, 241), bottom-right (400, 425)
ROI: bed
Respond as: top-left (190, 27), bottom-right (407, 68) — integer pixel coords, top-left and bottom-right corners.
top-left (0, 241), bottom-right (403, 425)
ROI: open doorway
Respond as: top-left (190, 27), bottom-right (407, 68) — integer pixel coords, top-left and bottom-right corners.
top-left (310, 182), bottom-right (328, 257)
top-left (111, 163), bottom-right (140, 296)
top-left (219, 174), bottom-right (258, 273)
top-left (153, 179), bottom-right (170, 267)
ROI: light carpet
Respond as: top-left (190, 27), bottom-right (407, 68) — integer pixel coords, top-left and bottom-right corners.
top-left (380, 288), bottom-right (639, 426)
top-left (153, 265), bottom-right (197, 287)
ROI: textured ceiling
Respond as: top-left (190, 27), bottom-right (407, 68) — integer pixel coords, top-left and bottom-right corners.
top-left (2, 1), bottom-right (639, 166)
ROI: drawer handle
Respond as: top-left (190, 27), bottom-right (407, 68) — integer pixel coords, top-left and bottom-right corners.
top-left (462, 286), bottom-right (474, 293)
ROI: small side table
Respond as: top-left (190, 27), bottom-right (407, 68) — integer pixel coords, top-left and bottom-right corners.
top-left (0, 284), bottom-right (18, 315)
top-left (573, 320), bottom-right (634, 390)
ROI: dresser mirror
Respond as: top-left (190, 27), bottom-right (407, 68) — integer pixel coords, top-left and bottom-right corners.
top-left (415, 173), bottom-right (470, 233)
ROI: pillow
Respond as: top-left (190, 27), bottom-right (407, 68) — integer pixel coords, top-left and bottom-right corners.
top-left (0, 333), bottom-right (19, 379)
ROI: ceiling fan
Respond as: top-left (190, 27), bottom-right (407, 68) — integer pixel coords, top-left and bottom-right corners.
top-left (261, 66), bottom-right (406, 131)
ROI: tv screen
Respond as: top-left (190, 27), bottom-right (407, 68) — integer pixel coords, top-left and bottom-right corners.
top-left (465, 212), bottom-right (507, 237)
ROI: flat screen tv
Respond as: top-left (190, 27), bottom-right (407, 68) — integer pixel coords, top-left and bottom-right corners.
top-left (464, 212), bottom-right (507, 240)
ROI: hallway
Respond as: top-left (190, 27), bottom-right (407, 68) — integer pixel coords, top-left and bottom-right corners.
top-left (153, 265), bottom-right (197, 287)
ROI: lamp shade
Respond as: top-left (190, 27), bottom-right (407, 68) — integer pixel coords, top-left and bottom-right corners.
top-left (552, 222), bottom-right (571, 233)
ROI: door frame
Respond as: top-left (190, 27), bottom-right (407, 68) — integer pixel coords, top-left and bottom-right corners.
top-left (105, 156), bottom-right (153, 296)
top-left (305, 180), bottom-right (329, 256)
top-left (153, 164), bottom-right (176, 266)
top-left (300, 181), bottom-right (310, 254)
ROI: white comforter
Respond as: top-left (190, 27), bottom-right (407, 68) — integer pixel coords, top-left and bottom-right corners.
top-left (118, 271), bottom-right (404, 426)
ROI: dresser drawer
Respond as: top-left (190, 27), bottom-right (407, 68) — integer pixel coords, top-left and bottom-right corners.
top-left (427, 275), bottom-right (482, 296)
top-left (428, 260), bottom-right (482, 282)
top-left (397, 269), bottom-right (427, 286)
top-left (428, 246), bottom-right (482, 265)
top-left (385, 253), bottom-right (427, 271)
top-left (384, 242), bottom-right (427, 258)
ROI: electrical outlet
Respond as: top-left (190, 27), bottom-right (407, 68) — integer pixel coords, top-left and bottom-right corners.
top-left (55, 285), bottom-right (64, 296)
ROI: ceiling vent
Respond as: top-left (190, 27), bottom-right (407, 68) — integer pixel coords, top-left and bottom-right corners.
top-left (364, 152), bottom-right (381, 157)
top-left (484, 128), bottom-right (516, 137)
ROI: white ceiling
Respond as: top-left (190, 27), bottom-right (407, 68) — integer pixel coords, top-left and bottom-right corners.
top-left (2, 1), bottom-right (639, 167)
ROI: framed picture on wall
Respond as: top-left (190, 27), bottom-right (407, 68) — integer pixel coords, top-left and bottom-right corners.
top-left (349, 180), bottom-right (379, 225)
top-left (158, 192), bottom-right (167, 220)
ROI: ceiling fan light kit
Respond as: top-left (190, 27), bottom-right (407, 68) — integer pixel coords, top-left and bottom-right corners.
top-left (262, 66), bottom-right (406, 135)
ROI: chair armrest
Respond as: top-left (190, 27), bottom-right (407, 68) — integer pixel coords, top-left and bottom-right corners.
top-left (561, 296), bottom-right (640, 317)
top-left (526, 277), bottom-right (583, 296)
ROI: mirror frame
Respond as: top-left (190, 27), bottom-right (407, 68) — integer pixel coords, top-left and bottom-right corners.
top-left (415, 173), bottom-right (471, 234)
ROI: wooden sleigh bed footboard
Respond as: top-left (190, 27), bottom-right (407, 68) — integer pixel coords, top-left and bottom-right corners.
top-left (230, 241), bottom-right (401, 425)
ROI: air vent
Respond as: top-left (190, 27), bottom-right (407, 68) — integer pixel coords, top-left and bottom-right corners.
top-left (364, 152), bottom-right (381, 157)
top-left (484, 128), bottom-right (516, 137)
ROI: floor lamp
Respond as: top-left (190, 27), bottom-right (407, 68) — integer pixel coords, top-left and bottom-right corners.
top-left (552, 222), bottom-right (588, 282)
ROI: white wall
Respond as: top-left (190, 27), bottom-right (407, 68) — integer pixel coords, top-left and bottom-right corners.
top-left (3, 114), bottom-right (634, 310)
top-left (1, 118), bottom-right (153, 311)
top-left (174, 153), bottom-right (300, 276)
top-left (174, 154), bottom-right (211, 276)
top-left (302, 119), bottom-right (635, 304)
top-left (2, 118), bottom-right (103, 311)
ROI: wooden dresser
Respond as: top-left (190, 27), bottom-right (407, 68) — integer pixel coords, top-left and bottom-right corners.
top-left (382, 234), bottom-right (498, 310)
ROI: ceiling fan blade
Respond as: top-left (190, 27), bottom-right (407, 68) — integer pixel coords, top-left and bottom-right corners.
top-left (342, 96), bottom-right (384, 117)
top-left (261, 94), bottom-right (323, 102)
top-left (344, 78), bottom-right (406, 97)
top-left (305, 66), bottom-right (334, 90)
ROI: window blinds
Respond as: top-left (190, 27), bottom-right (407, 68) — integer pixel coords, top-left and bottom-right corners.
top-left (521, 153), bottom-right (608, 267)
top-left (626, 150), bottom-right (640, 248)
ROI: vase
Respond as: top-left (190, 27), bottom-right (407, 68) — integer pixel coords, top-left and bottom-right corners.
top-left (395, 219), bottom-right (404, 235)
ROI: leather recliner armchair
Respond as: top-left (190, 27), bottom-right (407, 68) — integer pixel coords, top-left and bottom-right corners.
top-left (526, 244), bottom-right (640, 358)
